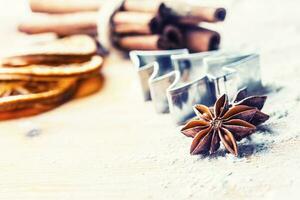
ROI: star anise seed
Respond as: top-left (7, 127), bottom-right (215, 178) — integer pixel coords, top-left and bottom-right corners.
top-left (181, 90), bottom-right (269, 156)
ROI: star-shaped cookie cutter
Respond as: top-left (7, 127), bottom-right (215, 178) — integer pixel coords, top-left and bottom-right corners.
top-left (130, 49), bottom-right (262, 124)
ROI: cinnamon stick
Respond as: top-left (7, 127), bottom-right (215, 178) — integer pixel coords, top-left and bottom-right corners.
top-left (184, 26), bottom-right (220, 52)
top-left (114, 24), bottom-right (152, 35)
top-left (112, 11), bottom-right (163, 34)
top-left (29, 0), bottom-right (102, 13)
top-left (18, 12), bottom-right (98, 36)
top-left (112, 11), bottom-right (152, 34)
top-left (159, 2), bottom-right (226, 24)
top-left (159, 25), bottom-right (220, 52)
top-left (122, 0), bottom-right (162, 13)
top-left (115, 35), bottom-right (161, 50)
top-left (113, 11), bottom-right (155, 25)
top-left (114, 27), bottom-right (185, 51)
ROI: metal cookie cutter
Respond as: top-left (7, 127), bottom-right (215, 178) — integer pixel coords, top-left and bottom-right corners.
top-left (130, 50), bottom-right (262, 124)
top-left (130, 49), bottom-right (189, 113)
top-left (169, 51), bottom-right (262, 124)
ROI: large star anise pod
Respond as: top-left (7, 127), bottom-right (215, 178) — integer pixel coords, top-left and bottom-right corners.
top-left (181, 89), bottom-right (269, 156)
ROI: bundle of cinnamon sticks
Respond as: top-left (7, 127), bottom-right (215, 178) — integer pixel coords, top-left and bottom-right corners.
top-left (111, 0), bottom-right (226, 52)
top-left (19, 0), bottom-right (226, 53)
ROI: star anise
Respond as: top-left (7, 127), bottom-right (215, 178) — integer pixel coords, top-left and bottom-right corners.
top-left (181, 89), bottom-right (269, 156)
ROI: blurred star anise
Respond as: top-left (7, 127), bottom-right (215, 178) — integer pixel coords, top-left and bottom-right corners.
top-left (181, 89), bottom-right (269, 156)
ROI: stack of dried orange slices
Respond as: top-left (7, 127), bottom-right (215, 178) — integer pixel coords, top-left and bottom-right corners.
top-left (0, 35), bottom-right (104, 120)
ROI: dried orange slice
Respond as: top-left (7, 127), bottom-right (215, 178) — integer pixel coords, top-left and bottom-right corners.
top-left (0, 73), bottom-right (105, 120)
top-left (74, 73), bottom-right (104, 98)
top-left (0, 55), bottom-right (103, 78)
top-left (1, 35), bottom-right (97, 67)
top-left (0, 78), bottom-right (77, 112)
top-left (0, 104), bottom-right (57, 120)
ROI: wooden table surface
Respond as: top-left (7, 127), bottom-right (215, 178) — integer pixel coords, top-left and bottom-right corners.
top-left (1, 0), bottom-right (300, 199)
